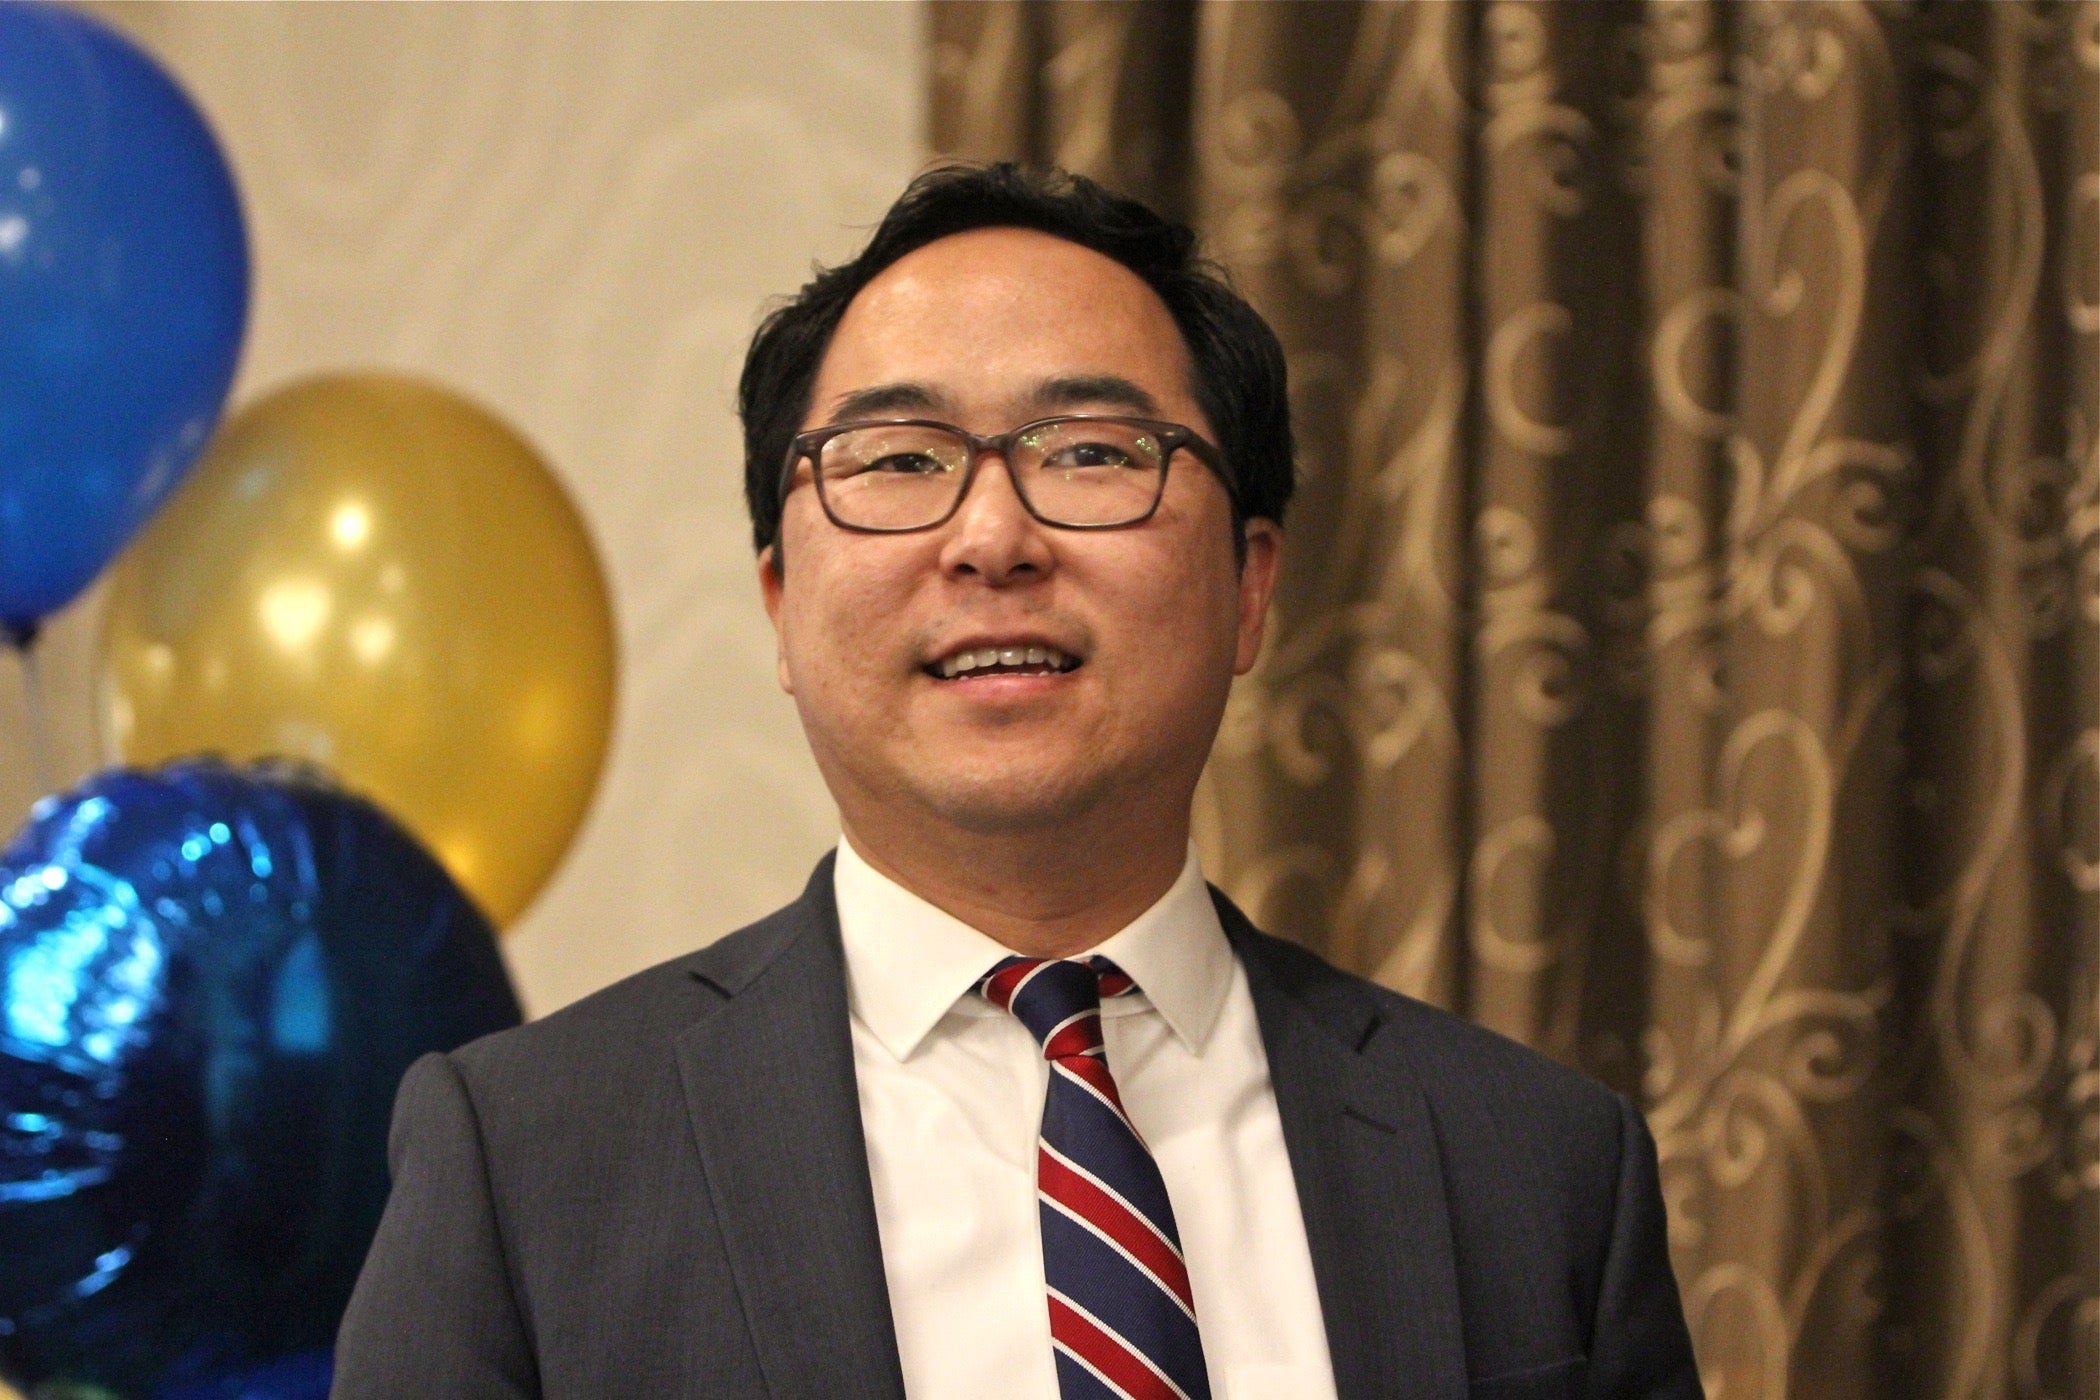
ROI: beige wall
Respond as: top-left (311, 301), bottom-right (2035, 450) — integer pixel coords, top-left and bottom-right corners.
top-left (1, 2), bottom-right (926, 1017)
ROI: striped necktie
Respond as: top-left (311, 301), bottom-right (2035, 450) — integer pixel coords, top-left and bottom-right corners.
top-left (980, 955), bottom-right (1212, 1400)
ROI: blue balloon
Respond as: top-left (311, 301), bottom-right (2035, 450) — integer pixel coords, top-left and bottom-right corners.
top-left (0, 2), bottom-right (250, 633)
top-left (0, 761), bottom-right (522, 1398)
top-left (153, 1348), bottom-right (333, 1400)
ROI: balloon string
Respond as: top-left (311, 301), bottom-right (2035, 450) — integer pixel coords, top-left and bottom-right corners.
top-left (9, 630), bottom-right (53, 798)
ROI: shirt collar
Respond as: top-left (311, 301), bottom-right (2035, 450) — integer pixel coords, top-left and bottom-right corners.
top-left (833, 835), bottom-right (1234, 1062)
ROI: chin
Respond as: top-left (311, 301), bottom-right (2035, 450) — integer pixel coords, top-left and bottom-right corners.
top-left (916, 762), bottom-right (1119, 837)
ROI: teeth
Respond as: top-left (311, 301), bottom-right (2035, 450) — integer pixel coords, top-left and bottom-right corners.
top-left (934, 645), bottom-right (1073, 679)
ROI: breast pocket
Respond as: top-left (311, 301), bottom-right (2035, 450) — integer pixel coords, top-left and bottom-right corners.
top-left (1468, 1355), bottom-right (1586, 1400)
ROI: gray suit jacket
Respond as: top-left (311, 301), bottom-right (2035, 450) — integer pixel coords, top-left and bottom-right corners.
top-left (332, 856), bottom-right (1700, 1399)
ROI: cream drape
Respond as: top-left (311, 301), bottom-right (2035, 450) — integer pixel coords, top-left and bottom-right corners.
top-left (930, 4), bottom-right (2099, 1396)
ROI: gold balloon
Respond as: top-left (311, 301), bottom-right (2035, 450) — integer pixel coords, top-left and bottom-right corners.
top-left (98, 372), bottom-right (616, 928)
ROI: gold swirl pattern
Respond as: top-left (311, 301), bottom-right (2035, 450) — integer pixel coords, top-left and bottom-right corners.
top-left (928, 2), bottom-right (2099, 1393)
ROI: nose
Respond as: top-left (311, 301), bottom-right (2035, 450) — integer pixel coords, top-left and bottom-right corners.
top-left (937, 450), bottom-right (1053, 585)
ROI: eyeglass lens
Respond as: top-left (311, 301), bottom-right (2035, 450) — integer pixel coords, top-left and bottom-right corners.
top-left (814, 419), bottom-right (1168, 529)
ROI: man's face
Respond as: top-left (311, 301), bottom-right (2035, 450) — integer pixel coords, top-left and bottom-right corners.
top-left (760, 227), bottom-right (1279, 846)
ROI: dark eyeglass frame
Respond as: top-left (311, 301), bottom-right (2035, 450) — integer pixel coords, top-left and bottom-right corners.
top-left (781, 414), bottom-right (1228, 534)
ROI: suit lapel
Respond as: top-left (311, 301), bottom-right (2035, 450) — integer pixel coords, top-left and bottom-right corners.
top-left (1216, 892), bottom-right (1470, 1400)
top-left (674, 856), bottom-right (906, 1400)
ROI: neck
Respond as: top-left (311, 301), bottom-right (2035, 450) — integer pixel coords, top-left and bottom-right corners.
top-left (838, 805), bottom-right (1191, 960)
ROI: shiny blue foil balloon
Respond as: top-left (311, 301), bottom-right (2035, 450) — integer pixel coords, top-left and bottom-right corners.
top-left (0, 2), bottom-right (250, 633)
top-left (0, 761), bottom-right (522, 1398)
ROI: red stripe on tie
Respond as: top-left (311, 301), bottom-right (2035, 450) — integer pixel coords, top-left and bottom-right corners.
top-left (1095, 967), bottom-right (1136, 997)
top-left (983, 958), bottom-right (1047, 1012)
top-left (1049, 1291), bottom-right (1186, 1400)
top-left (1039, 1149), bottom-right (1193, 1311)
top-left (1042, 1010), bottom-right (1103, 1062)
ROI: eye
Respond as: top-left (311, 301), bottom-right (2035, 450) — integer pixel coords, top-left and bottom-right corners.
top-left (1043, 438), bottom-right (1145, 471)
top-left (825, 435), bottom-right (963, 479)
top-left (861, 451), bottom-right (951, 476)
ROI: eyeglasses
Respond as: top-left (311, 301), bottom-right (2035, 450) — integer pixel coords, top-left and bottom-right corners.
top-left (782, 415), bottom-right (1226, 533)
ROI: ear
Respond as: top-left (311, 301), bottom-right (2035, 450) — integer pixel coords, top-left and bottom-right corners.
top-left (1233, 518), bottom-right (1281, 676)
top-left (756, 546), bottom-right (794, 695)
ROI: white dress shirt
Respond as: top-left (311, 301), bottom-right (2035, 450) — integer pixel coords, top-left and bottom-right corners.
top-left (834, 836), bottom-right (1339, 1400)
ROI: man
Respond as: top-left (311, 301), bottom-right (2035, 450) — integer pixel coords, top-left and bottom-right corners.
top-left (333, 165), bottom-right (1700, 1400)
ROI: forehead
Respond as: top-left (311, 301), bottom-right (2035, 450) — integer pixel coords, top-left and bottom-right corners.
top-left (809, 227), bottom-right (1196, 422)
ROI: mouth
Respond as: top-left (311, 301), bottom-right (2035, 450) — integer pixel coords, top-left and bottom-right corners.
top-left (925, 641), bottom-right (1082, 681)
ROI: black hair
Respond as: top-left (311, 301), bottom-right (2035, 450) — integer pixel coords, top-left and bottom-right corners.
top-left (737, 162), bottom-right (1293, 562)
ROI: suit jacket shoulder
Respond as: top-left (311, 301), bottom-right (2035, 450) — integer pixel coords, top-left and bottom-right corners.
top-left (1218, 896), bottom-right (1700, 1400)
top-left (335, 860), bottom-right (901, 1400)
top-left (1235, 910), bottom-right (1619, 1102)
top-left (443, 889), bottom-right (807, 1120)
top-left (1236, 910), bottom-right (1628, 1191)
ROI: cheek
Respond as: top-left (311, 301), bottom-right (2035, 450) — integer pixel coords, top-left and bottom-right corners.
top-left (777, 534), bottom-right (922, 680)
top-left (1097, 546), bottom-right (1242, 681)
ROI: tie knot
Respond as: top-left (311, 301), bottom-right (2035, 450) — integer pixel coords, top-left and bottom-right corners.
top-left (979, 956), bottom-right (1136, 1061)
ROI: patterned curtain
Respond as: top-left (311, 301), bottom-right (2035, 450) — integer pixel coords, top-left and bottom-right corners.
top-left (928, 3), bottom-right (2099, 1397)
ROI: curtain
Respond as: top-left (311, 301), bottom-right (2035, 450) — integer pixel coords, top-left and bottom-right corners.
top-left (928, 3), bottom-right (2099, 1397)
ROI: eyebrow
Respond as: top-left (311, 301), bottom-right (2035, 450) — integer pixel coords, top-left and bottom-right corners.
top-left (824, 382), bottom-right (951, 424)
top-left (1027, 375), bottom-right (1161, 417)
top-left (821, 373), bottom-right (1164, 427)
